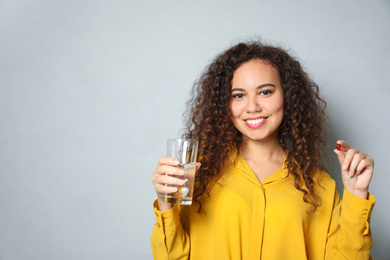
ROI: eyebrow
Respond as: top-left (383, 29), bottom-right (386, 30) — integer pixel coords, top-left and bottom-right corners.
top-left (231, 83), bottom-right (276, 92)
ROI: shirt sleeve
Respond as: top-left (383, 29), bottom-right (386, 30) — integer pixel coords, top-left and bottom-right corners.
top-left (325, 189), bottom-right (375, 260)
top-left (150, 200), bottom-right (190, 260)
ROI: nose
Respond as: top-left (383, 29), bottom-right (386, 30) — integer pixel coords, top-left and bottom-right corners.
top-left (246, 96), bottom-right (261, 113)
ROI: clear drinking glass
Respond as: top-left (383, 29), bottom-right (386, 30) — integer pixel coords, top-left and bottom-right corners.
top-left (165, 138), bottom-right (198, 205)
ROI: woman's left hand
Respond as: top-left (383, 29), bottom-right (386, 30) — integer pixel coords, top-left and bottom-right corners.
top-left (334, 140), bottom-right (374, 200)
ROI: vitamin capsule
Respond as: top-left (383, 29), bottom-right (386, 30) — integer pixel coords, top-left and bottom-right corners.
top-left (336, 144), bottom-right (341, 151)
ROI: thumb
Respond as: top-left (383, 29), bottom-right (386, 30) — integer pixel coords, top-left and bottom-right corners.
top-left (195, 162), bottom-right (201, 171)
top-left (334, 148), bottom-right (346, 168)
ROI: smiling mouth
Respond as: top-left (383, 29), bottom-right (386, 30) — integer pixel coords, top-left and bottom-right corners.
top-left (246, 118), bottom-right (267, 125)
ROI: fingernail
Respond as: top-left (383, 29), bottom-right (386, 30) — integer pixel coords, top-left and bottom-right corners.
top-left (342, 164), bottom-right (348, 170)
top-left (179, 180), bottom-right (185, 185)
top-left (336, 144), bottom-right (341, 151)
top-left (349, 171), bottom-right (354, 177)
top-left (179, 169), bottom-right (185, 174)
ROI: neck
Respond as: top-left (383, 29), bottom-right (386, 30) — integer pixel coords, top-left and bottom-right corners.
top-left (239, 136), bottom-right (286, 163)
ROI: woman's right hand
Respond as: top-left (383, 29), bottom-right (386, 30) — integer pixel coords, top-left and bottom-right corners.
top-left (152, 157), bottom-right (185, 211)
top-left (152, 157), bottom-right (201, 211)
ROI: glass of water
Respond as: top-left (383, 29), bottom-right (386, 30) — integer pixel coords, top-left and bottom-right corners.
top-left (165, 138), bottom-right (198, 205)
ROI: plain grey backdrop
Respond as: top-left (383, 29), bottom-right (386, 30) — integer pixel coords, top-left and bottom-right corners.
top-left (1, 0), bottom-right (389, 259)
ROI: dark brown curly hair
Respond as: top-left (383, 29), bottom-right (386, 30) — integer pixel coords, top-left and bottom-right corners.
top-left (183, 40), bottom-right (328, 213)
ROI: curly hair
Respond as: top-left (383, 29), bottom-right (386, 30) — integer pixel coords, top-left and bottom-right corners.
top-left (183, 40), bottom-right (328, 213)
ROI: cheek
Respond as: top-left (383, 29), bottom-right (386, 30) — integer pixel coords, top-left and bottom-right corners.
top-left (229, 102), bottom-right (244, 118)
top-left (229, 102), bottom-right (237, 117)
top-left (265, 96), bottom-right (284, 114)
top-left (274, 98), bottom-right (285, 123)
top-left (275, 99), bottom-right (284, 114)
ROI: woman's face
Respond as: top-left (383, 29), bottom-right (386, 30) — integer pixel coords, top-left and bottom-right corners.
top-left (230, 60), bottom-right (284, 143)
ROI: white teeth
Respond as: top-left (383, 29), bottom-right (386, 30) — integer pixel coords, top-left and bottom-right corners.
top-left (247, 118), bottom-right (265, 125)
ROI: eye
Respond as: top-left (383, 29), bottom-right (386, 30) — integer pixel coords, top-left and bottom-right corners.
top-left (259, 90), bottom-right (272, 96)
top-left (232, 93), bottom-right (245, 99)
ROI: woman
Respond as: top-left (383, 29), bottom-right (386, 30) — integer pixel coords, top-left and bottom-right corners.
top-left (151, 41), bottom-right (375, 259)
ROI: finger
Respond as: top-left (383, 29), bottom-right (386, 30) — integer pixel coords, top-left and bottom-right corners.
top-left (195, 162), bottom-right (201, 171)
top-left (341, 148), bottom-right (361, 173)
top-left (154, 183), bottom-right (178, 195)
top-left (336, 140), bottom-right (351, 152)
top-left (355, 156), bottom-right (373, 174)
top-left (156, 157), bottom-right (180, 167)
top-left (355, 159), bottom-right (368, 175)
top-left (153, 165), bottom-right (185, 176)
top-left (348, 152), bottom-right (365, 177)
top-left (153, 174), bottom-right (186, 187)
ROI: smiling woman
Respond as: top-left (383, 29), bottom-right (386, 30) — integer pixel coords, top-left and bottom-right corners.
top-left (230, 60), bottom-right (284, 144)
top-left (151, 41), bottom-right (375, 259)
top-left (181, 42), bottom-right (331, 214)
top-left (230, 60), bottom-right (286, 182)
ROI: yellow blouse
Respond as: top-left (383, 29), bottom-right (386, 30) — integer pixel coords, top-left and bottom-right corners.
top-left (151, 155), bottom-right (375, 259)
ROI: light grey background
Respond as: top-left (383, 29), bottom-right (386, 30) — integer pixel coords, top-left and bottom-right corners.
top-left (0, 0), bottom-right (389, 259)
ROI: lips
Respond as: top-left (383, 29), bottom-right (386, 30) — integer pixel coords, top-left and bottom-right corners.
top-left (244, 117), bottom-right (268, 128)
